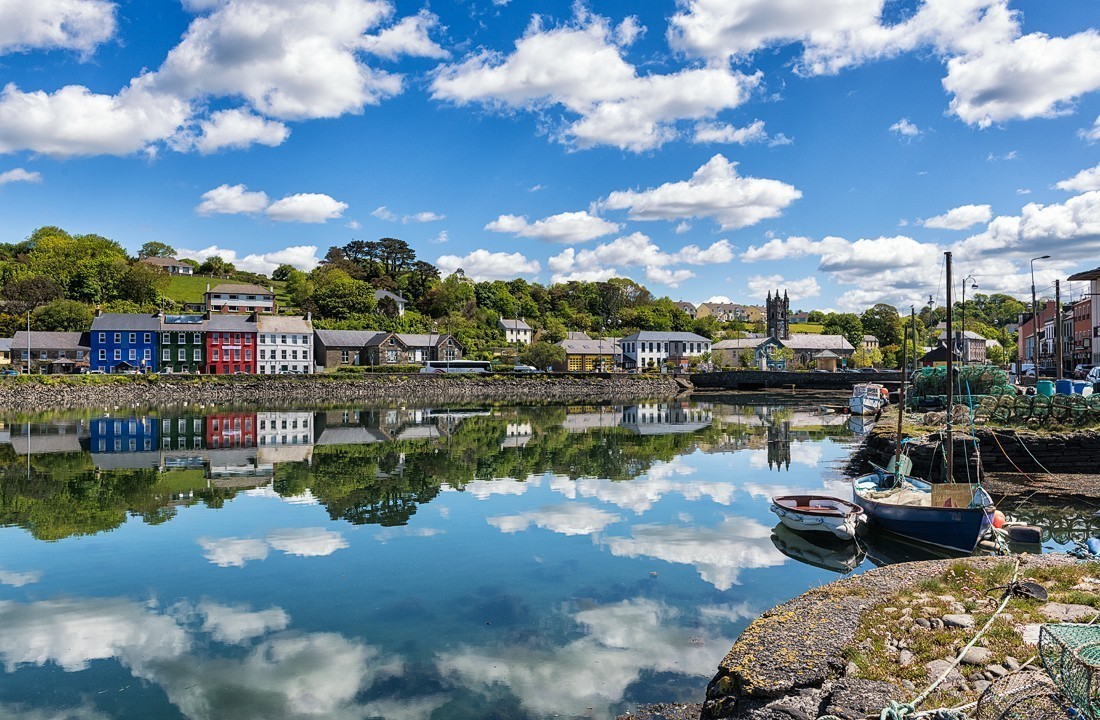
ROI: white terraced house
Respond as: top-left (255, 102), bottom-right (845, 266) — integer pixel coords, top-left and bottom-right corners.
top-left (257, 314), bottom-right (314, 374)
top-left (619, 331), bottom-right (711, 370)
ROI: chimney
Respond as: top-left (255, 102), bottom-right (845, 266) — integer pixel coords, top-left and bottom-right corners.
top-left (306, 311), bottom-right (312, 322)
top-left (94, 306), bottom-right (102, 317)
top-left (206, 283), bottom-right (210, 293)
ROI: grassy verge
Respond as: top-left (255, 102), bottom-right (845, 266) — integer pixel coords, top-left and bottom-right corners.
top-left (844, 560), bottom-right (1100, 707)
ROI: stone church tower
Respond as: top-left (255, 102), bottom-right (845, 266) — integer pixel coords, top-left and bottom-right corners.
top-left (766, 290), bottom-right (790, 340)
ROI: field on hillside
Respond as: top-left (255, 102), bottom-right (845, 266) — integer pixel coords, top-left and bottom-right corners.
top-left (166, 276), bottom-right (289, 307)
top-left (790, 323), bottom-right (824, 333)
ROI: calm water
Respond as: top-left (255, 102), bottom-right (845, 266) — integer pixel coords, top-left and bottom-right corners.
top-left (0, 399), bottom-right (1090, 720)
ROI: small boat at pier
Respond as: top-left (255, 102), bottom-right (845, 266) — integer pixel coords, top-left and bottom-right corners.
top-left (848, 383), bottom-right (887, 416)
top-left (769, 495), bottom-right (866, 540)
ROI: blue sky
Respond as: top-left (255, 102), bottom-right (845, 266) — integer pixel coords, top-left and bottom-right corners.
top-left (0, 0), bottom-right (1097, 312)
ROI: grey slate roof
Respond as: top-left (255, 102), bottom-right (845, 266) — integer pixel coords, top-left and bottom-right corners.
top-left (620, 331), bottom-right (710, 343)
top-left (208, 283), bottom-right (273, 295)
top-left (712, 338), bottom-right (767, 350)
top-left (91, 313), bottom-right (161, 332)
top-left (558, 337), bottom-right (619, 355)
top-left (779, 334), bottom-right (854, 352)
top-left (204, 315), bottom-right (257, 332)
top-left (11, 331), bottom-right (89, 350)
top-left (314, 330), bottom-right (384, 348)
top-left (257, 315), bottom-right (313, 333)
top-left (499, 318), bottom-right (532, 330)
top-left (0, 338), bottom-right (10, 352)
top-left (396, 333), bottom-right (461, 348)
top-left (373, 289), bottom-right (406, 303)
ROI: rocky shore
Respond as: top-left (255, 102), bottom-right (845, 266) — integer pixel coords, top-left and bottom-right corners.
top-left (619, 553), bottom-right (1089, 720)
top-left (0, 373), bottom-right (684, 410)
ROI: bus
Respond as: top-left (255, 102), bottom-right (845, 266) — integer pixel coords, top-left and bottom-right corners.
top-left (420, 360), bottom-right (493, 374)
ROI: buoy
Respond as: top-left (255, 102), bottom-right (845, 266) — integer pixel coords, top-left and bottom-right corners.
top-left (1087, 537), bottom-right (1100, 556)
top-left (992, 510), bottom-right (1005, 529)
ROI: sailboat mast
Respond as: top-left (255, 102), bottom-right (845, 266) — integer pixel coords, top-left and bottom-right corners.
top-left (895, 325), bottom-right (907, 472)
top-left (945, 251), bottom-right (954, 483)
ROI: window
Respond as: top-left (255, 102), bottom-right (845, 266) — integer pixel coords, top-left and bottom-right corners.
top-left (193, 332), bottom-right (201, 344)
top-left (178, 349), bottom-right (186, 361)
top-left (164, 349), bottom-right (171, 361)
top-left (233, 333), bottom-right (240, 344)
top-left (244, 334), bottom-right (252, 344)
top-left (40, 351), bottom-right (47, 360)
top-left (281, 349), bottom-right (287, 360)
top-left (291, 350), bottom-right (298, 360)
top-left (99, 349), bottom-right (106, 360)
top-left (281, 334), bottom-right (287, 344)
top-left (211, 332), bottom-right (219, 342)
top-left (244, 349), bottom-right (252, 361)
top-left (129, 333), bottom-right (136, 343)
top-left (76, 351), bottom-right (84, 359)
top-left (341, 350), bottom-right (349, 363)
top-left (144, 349), bottom-right (150, 360)
top-left (144, 333), bottom-right (151, 343)
top-left (194, 349), bottom-right (201, 361)
top-left (114, 333), bottom-right (121, 343)
top-left (100, 333), bottom-right (107, 343)
top-left (114, 349), bottom-right (121, 360)
top-left (212, 349), bottom-right (220, 361)
top-left (129, 349), bottom-right (136, 360)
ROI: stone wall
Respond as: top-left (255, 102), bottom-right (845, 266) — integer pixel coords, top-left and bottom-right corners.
top-left (0, 373), bottom-right (683, 411)
top-left (691, 369), bottom-right (898, 391)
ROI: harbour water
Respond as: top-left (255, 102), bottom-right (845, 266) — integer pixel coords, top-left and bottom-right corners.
top-left (0, 399), bottom-right (1090, 719)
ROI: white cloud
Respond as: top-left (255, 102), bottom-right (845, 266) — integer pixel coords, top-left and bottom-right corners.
top-left (196, 183), bottom-right (270, 215)
top-left (1055, 163), bottom-right (1100, 193)
top-left (488, 505), bottom-right (621, 536)
top-left (266, 528), bottom-right (348, 557)
top-left (372, 205), bottom-right (398, 221)
top-left (1082, 116), bottom-right (1100, 143)
top-left (0, 168), bottom-right (42, 186)
top-left (0, 81), bottom-right (190, 157)
top-left (346, 220), bottom-right (362, 229)
top-left (485, 210), bottom-right (619, 243)
top-left (0, 0), bottom-right (117, 55)
top-left (179, 244), bottom-right (322, 275)
top-left (548, 233), bottom-right (733, 285)
top-left (922, 203), bottom-right (993, 230)
top-left (691, 119), bottom-right (768, 145)
top-left (265, 193), bottom-right (348, 223)
top-left (436, 249), bottom-right (541, 281)
top-left (986, 150), bottom-right (1018, 161)
top-left (188, 108), bottom-right (289, 154)
top-left (0, 568), bottom-right (41, 586)
top-left (198, 602), bottom-right (290, 644)
top-left (741, 235), bottom-right (848, 263)
top-left (431, 11), bottom-right (759, 151)
top-left (746, 274), bottom-right (821, 301)
top-left (944, 30), bottom-right (1100, 128)
top-left (889, 118), bottom-right (921, 138)
top-left (953, 191), bottom-right (1100, 264)
top-left (360, 8), bottom-right (448, 60)
top-left (597, 154), bottom-right (800, 230)
top-left (405, 211), bottom-right (445, 223)
top-left (198, 537), bottom-right (270, 567)
top-left (674, 221), bottom-right (691, 234)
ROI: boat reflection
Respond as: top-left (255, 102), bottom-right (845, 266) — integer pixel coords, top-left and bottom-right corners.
top-left (770, 523), bottom-right (865, 575)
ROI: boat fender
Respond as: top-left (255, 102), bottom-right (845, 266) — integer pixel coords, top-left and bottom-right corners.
top-left (992, 510), bottom-right (1005, 528)
top-left (1088, 537), bottom-right (1100, 556)
top-left (1005, 525), bottom-right (1042, 544)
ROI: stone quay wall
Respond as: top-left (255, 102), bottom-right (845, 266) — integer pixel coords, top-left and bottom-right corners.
top-left (860, 426), bottom-right (1100, 480)
top-left (691, 369), bottom-right (898, 391)
top-left (0, 374), bottom-right (683, 411)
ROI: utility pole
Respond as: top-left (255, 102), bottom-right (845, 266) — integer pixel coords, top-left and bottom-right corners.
top-left (1055, 279), bottom-right (1063, 379)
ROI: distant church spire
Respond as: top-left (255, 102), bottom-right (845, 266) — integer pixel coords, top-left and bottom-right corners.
top-left (766, 289), bottom-right (790, 340)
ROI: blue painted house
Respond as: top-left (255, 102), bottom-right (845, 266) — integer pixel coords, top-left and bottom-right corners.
top-left (90, 312), bottom-right (162, 373)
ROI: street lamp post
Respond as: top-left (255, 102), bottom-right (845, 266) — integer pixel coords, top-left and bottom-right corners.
top-left (1031, 255), bottom-right (1050, 371)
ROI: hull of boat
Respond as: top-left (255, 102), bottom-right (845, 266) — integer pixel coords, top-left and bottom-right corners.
top-left (848, 395), bottom-right (885, 415)
top-left (771, 524), bottom-right (865, 574)
top-left (769, 496), bottom-right (865, 540)
top-left (852, 488), bottom-right (991, 553)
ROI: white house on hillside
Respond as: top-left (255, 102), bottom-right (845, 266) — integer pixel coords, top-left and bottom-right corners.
top-left (620, 331), bottom-right (710, 370)
top-left (257, 314), bottom-right (314, 374)
top-left (499, 317), bottom-right (533, 345)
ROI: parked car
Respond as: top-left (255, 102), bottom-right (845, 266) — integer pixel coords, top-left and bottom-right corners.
top-left (512, 364), bottom-right (538, 373)
top-left (1074, 364), bottom-right (1095, 379)
top-left (1088, 366), bottom-right (1100, 384)
top-left (1, 369), bottom-right (19, 376)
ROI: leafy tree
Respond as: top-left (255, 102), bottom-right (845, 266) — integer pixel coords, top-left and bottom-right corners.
top-left (807, 310), bottom-right (825, 323)
top-left (852, 345), bottom-right (884, 369)
top-left (520, 341), bottom-right (566, 371)
top-left (33, 299), bottom-right (93, 331)
top-left (198, 255), bottom-right (235, 276)
top-left (1, 275), bottom-right (63, 313)
top-left (138, 241), bottom-right (176, 259)
top-left (272, 264), bottom-right (295, 282)
top-left (118, 262), bottom-right (169, 304)
top-left (987, 343), bottom-right (1006, 366)
top-left (311, 269), bottom-right (376, 319)
top-left (860, 303), bottom-right (902, 347)
top-left (377, 237), bottom-right (415, 276)
top-left (822, 312), bottom-right (864, 349)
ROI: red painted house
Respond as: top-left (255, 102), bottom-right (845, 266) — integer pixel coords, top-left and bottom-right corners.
top-left (204, 314), bottom-right (257, 375)
top-left (205, 412), bottom-right (256, 449)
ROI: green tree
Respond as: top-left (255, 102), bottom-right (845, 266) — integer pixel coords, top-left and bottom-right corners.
top-left (118, 263), bottom-right (169, 304)
top-left (860, 303), bottom-right (902, 347)
top-left (823, 312), bottom-right (864, 349)
top-left (807, 310), bottom-right (825, 323)
top-left (138, 241), bottom-right (176, 259)
top-left (520, 341), bottom-right (566, 371)
top-left (986, 343), bottom-right (1006, 366)
top-left (311, 269), bottom-right (376, 319)
top-left (32, 299), bottom-right (93, 331)
top-left (1, 275), bottom-right (63, 313)
top-left (198, 255), bottom-right (235, 276)
top-left (272, 264), bottom-right (295, 282)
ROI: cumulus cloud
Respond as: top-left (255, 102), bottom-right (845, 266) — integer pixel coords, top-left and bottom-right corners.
top-left (922, 203), bottom-right (993, 230)
top-left (266, 528), bottom-right (348, 557)
top-left (178, 243), bottom-right (322, 275)
top-left (373, 206), bottom-right (446, 223)
top-left (597, 154), bottom-right (800, 230)
top-left (265, 193), bottom-right (348, 223)
top-left (360, 8), bottom-right (448, 60)
top-left (0, 568), bottom-right (41, 586)
top-left (1082, 116), bottom-right (1100, 143)
top-left (198, 602), bottom-right (290, 644)
top-left (0, 168), bottom-right (42, 186)
top-left (0, 0), bottom-right (445, 157)
top-left (548, 232), bottom-right (733, 286)
top-left (741, 235), bottom-right (848, 263)
top-left (1055, 163), bottom-right (1100, 193)
top-left (746, 274), bottom-right (821, 301)
top-left (0, 0), bottom-right (117, 55)
top-left (196, 183), bottom-right (271, 215)
top-left (691, 119), bottom-right (769, 145)
top-left (187, 108), bottom-right (290, 154)
top-left (431, 11), bottom-right (759, 151)
top-left (485, 210), bottom-right (620, 243)
top-left (889, 118), bottom-right (921, 138)
top-left (488, 505), bottom-right (621, 536)
top-left (198, 537), bottom-right (270, 567)
top-left (953, 191), bottom-right (1100, 264)
top-left (436, 249), bottom-right (541, 281)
